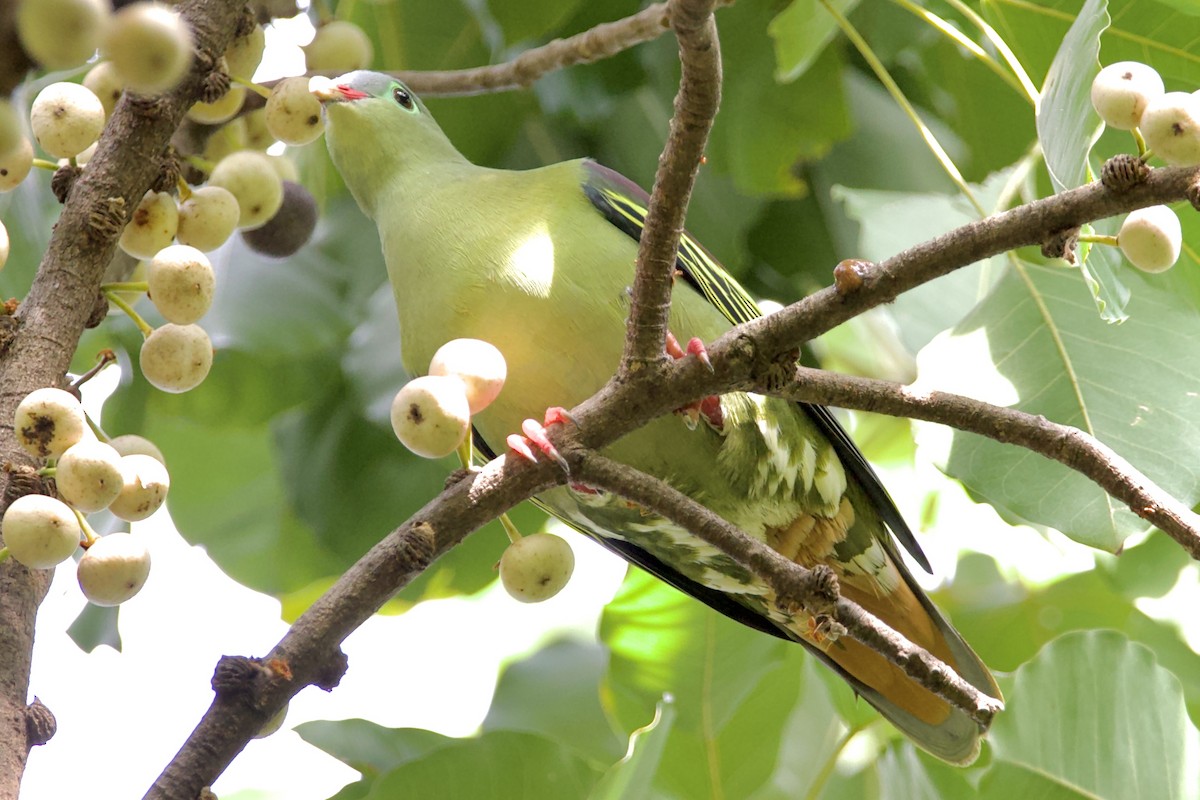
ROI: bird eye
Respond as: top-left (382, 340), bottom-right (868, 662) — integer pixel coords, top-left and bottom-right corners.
top-left (392, 87), bottom-right (414, 110)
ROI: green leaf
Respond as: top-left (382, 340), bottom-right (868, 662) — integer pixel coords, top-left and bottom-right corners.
top-left (364, 730), bottom-right (601, 800)
top-left (768, 0), bottom-right (860, 83)
top-left (916, 261), bottom-right (1200, 550)
top-left (1035, 0), bottom-right (1129, 321)
top-left (488, 0), bottom-right (587, 44)
top-left (984, 0), bottom-right (1200, 89)
top-left (657, 645), bottom-right (814, 799)
top-left (589, 697), bottom-right (676, 800)
top-left (988, 631), bottom-right (1200, 800)
top-left (600, 570), bottom-right (787, 734)
top-left (1107, 532), bottom-right (1191, 600)
top-left (979, 761), bottom-right (1094, 800)
top-left (294, 719), bottom-right (452, 776)
top-left (1037, 0), bottom-right (1106, 195)
top-left (832, 168), bottom-right (1013, 354)
top-left (747, 656), bottom-right (865, 800)
top-left (103, 377), bottom-right (338, 595)
top-left (939, 552), bottom-right (1200, 728)
top-left (707, 1), bottom-right (852, 196)
top-left (877, 742), bottom-right (979, 800)
top-left (483, 638), bottom-right (625, 763)
top-left (67, 604), bottom-right (120, 652)
top-left (601, 571), bottom-right (844, 798)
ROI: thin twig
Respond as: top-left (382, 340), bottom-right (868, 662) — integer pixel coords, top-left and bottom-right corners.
top-left (764, 366), bottom-right (1200, 558)
top-left (395, 4), bottom-right (671, 96)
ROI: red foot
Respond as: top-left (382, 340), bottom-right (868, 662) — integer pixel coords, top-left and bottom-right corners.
top-left (506, 406), bottom-right (574, 472)
top-left (698, 395), bottom-right (724, 429)
top-left (665, 331), bottom-right (686, 360)
top-left (686, 337), bottom-right (713, 372)
top-left (665, 332), bottom-right (722, 430)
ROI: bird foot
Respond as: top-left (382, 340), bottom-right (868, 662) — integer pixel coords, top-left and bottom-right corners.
top-left (665, 332), bottom-right (723, 431)
top-left (665, 331), bottom-right (714, 372)
top-left (506, 406), bottom-right (575, 473)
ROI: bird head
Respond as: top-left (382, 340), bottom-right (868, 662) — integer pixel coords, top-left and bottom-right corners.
top-left (315, 71), bottom-right (465, 216)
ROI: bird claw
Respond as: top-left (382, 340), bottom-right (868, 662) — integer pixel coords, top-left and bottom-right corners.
top-left (506, 407), bottom-right (574, 474)
top-left (506, 434), bottom-right (537, 463)
top-left (665, 331), bottom-right (713, 372)
top-left (664, 332), bottom-right (723, 431)
top-left (686, 337), bottom-right (714, 373)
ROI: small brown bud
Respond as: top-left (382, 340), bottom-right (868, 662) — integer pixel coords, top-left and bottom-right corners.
top-left (833, 259), bottom-right (871, 295)
top-left (1100, 154), bottom-right (1150, 192)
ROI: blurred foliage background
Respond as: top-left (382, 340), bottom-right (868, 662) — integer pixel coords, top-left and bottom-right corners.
top-left (5, 0), bottom-right (1200, 796)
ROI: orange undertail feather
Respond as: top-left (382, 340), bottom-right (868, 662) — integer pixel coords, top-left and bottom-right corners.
top-left (830, 575), bottom-right (959, 726)
top-left (769, 510), bottom-right (1002, 764)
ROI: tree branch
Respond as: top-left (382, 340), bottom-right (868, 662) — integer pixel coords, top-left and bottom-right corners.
top-left (570, 451), bottom-right (1002, 726)
top-left (0, 1), bottom-right (247, 795)
top-left (621, 0), bottom-right (721, 371)
top-left (762, 366), bottom-right (1200, 558)
top-left (395, 3), bottom-right (672, 96)
top-left (142, 7), bottom-right (1200, 796)
top-left (722, 166), bottom-right (1200, 364)
top-left (145, 458), bottom-right (566, 799)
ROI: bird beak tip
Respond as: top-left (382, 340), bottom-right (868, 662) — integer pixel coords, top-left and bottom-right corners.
top-left (309, 76), bottom-right (366, 104)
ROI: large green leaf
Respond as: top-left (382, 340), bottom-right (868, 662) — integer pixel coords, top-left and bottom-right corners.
top-left (589, 698), bottom-right (675, 800)
top-left (906, 22), bottom-right (1035, 181)
top-left (295, 719), bottom-right (452, 778)
top-left (979, 761), bottom-right (1098, 800)
top-left (364, 730), bottom-right (602, 799)
top-left (487, 0), bottom-right (587, 44)
top-left (482, 638), bottom-right (625, 764)
top-left (769, 0), bottom-right (860, 83)
top-left (1037, 0), bottom-right (1106, 195)
top-left (877, 743), bottom-right (980, 800)
top-left (599, 570), bottom-right (872, 798)
top-left (986, 631), bottom-right (1200, 800)
top-left (746, 656), bottom-right (859, 800)
top-left (983, 0), bottom-right (1200, 89)
top-left (600, 570), bottom-right (787, 734)
top-left (916, 261), bottom-right (1200, 550)
top-left (706, 0), bottom-right (852, 196)
top-left (939, 551), bottom-right (1200, 727)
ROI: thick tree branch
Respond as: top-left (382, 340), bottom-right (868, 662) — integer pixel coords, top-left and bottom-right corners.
top-left (763, 366), bottom-right (1200, 558)
top-left (723, 167), bottom-right (1200, 364)
top-left (0, 1), bottom-right (246, 795)
top-left (572, 451), bottom-right (1002, 726)
top-left (621, 0), bottom-right (721, 371)
top-left (145, 458), bottom-right (565, 799)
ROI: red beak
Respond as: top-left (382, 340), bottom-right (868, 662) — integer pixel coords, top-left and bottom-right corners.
top-left (311, 80), bottom-right (369, 103)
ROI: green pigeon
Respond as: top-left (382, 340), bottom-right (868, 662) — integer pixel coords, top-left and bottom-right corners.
top-left (318, 71), bottom-right (1001, 764)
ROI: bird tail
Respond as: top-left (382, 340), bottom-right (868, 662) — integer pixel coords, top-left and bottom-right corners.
top-left (796, 551), bottom-right (1002, 764)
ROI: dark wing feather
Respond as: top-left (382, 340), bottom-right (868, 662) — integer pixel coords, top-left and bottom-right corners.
top-left (580, 159), bottom-right (932, 573)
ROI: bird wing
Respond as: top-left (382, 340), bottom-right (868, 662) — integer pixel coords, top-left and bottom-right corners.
top-left (579, 159), bottom-right (931, 573)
